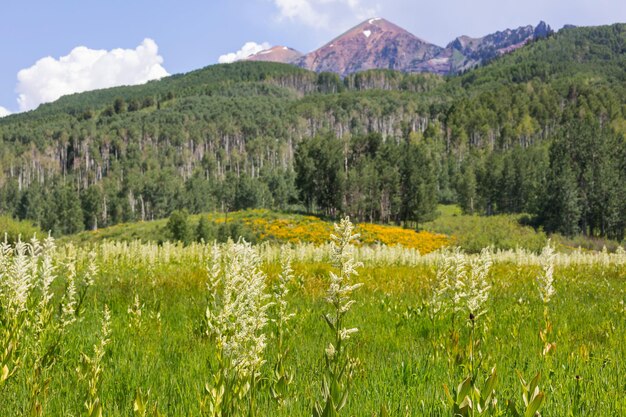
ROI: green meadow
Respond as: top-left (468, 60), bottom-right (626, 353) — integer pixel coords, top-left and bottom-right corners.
top-left (0, 227), bottom-right (624, 416)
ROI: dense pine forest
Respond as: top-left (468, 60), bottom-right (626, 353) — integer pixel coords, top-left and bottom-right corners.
top-left (0, 24), bottom-right (624, 240)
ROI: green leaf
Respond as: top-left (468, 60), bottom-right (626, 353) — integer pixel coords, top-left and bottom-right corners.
top-left (321, 395), bottom-right (338, 417)
top-left (529, 373), bottom-right (541, 395)
top-left (89, 399), bottom-right (103, 417)
top-left (516, 370), bottom-right (527, 389)
top-left (337, 387), bottom-right (350, 411)
top-left (457, 377), bottom-right (472, 403)
top-left (524, 391), bottom-right (544, 417)
top-left (322, 314), bottom-right (336, 332)
top-left (507, 399), bottom-right (521, 417)
top-left (312, 403), bottom-right (322, 417)
top-left (484, 367), bottom-right (497, 397)
top-left (1, 365), bottom-right (9, 383)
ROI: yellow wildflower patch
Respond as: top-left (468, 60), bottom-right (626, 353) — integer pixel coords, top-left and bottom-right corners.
top-left (235, 210), bottom-right (449, 253)
top-left (357, 223), bottom-right (449, 254)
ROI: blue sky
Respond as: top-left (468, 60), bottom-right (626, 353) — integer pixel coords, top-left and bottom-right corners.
top-left (1, 0), bottom-right (624, 115)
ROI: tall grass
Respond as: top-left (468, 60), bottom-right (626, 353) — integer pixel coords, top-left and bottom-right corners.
top-left (0, 233), bottom-right (624, 416)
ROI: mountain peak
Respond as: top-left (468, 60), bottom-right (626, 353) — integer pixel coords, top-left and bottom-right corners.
top-left (334, 17), bottom-right (430, 44)
top-left (296, 17), bottom-right (441, 76)
top-left (534, 21), bottom-right (552, 38)
top-left (246, 46), bottom-right (302, 64)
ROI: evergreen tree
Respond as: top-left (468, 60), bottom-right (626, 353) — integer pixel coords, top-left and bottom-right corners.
top-left (458, 162), bottom-right (477, 215)
top-left (43, 185), bottom-right (84, 235)
top-left (294, 133), bottom-right (344, 215)
top-left (81, 185), bottom-right (103, 231)
top-left (167, 209), bottom-right (191, 243)
top-left (543, 162), bottom-right (581, 236)
top-left (399, 140), bottom-right (438, 228)
top-left (196, 216), bottom-right (216, 243)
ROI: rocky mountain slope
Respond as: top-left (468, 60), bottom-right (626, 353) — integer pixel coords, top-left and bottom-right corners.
top-left (415, 21), bottom-right (552, 74)
top-left (294, 18), bottom-right (442, 76)
top-left (250, 18), bottom-right (552, 75)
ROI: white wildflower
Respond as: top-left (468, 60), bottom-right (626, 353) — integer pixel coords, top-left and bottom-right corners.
top-left (84, 250), bottom-right (98, 288)
top-left (4, 238), bottom-right (32, 316)
top-left (62, 257), bottom-right (78, 327)
top-left (272, 249), bottom-right (297, 339)
top-left (39, 235), bottom-right (56, 306)
top-left (537, 241), bottom-right (556, 304)
top-left (465, 248), bottom-right (492, 319)
top-left (432, 248), bottom-right (467, 316)
top-left (326, 217), bottom-right (363, 326)
top-left (325, 343), bottom-right (336, 360)
top-left (206, 240), bottom-right (271, 377)
top-left (100, 304), bottom-right (112, 350)
top-left (339, 327), bottom-right (359, 340)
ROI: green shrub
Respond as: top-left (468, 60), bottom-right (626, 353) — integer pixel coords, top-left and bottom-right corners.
top-left (217, 220), bottom-right (258, 243)
top-left (0, 215), bottom-right (43, 244)
top-left (424, 207), bottom-right (547, 253)
top-left (195, 216), bottom-right (217, 243)
top-left (166, 210), bottom-right (191, 243)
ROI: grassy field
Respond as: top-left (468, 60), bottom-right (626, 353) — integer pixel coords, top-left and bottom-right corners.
top-left (0, 224), bottom-right (624, 416)
top-left (65, 209), bottom-right (451, 253)
top-left (65, 206), bottom-right (558, 254)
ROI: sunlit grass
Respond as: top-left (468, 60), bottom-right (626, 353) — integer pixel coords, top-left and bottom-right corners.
top-left (0, 236), bottom-right (623, 416)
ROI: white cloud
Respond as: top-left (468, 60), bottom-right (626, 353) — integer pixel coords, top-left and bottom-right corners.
top-left (16, 38), bottom-right (169, 112)
top-left (272, 0), bottom-right (378, 28)
top-left (218, 42), bottom-right (272, 64)
top-left (0, 106), bottom-right (11, 118)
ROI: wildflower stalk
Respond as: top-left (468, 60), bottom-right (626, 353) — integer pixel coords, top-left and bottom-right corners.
top-left (74, 250), bottom-right (97, 318)
top-left (128, 293), bottom-right (144, 331)
top-left (203, 240), bottom-right (270, 417)
top-left (537, 242), bottom-right (556, 358)
top-left (269, 250), bottom-right (296, 406)
top-left (78, 305), bottom-right (112, 417)
top-left (442, 249), bottom-right (495, 417)
top-left (0, 235), bottom-right (90, 415)
top-left (134, 388), bottom-right (165, 417)
top-left (465, 249), bottom-right (492, 381)
top-left (0, 237), bottom-right (29, 387)
top-left (313, 217), bottom-right (363, 417)
top-left (27, 236), bottom-right (58, 416)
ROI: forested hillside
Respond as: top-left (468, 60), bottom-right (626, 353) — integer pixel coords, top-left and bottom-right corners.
top-left (0, 24), bottom-right (624, 239)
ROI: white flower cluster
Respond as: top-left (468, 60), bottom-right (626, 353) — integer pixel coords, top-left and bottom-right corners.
top-left (431, 248), bottom-right (467, 316)
top-left (326, 217), bottom-right (363, 327)
top-left (537, 242), bottom-right (556, 304)
top-left (431, 247), bottom-right (492, 321)
top-left (273, 249), bottom-right (296, 330)
top-left (464, 248), bottom-right (493, 319)
top-left (0, 235), bottom-right (66, 320)
top-left (96, 237), bottom-right (625, 273)
top-left (61, 255), bottom-right (78, 327)
top-left (206, 240), bottom-right (271, 377)
top-left (0, 238), bottom-right (32, 316)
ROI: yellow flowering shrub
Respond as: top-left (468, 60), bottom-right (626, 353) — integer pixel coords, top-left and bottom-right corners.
top-left (357, 223), bottom-right (449, 254)
top-left (231, 210), bottom-right (449, 253)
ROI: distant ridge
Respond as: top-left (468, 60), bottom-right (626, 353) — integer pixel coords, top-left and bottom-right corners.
top-left (247, 46), bottom-right (302, 64)
top-left (250, 18), bottom-right (552, 75)
top-left (414, 20), bottom-right (553, 74)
